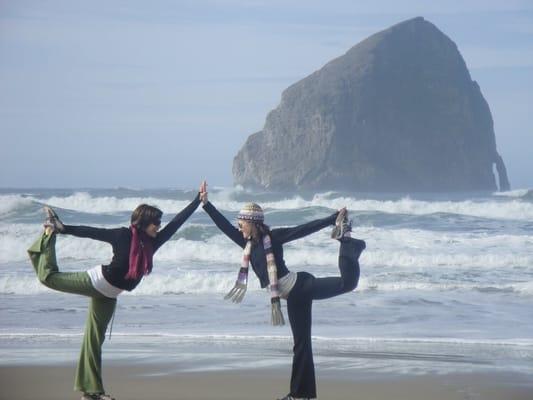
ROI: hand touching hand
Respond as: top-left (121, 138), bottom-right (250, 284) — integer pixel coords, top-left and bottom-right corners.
top-left (199, 180), bottom-right (208, 204)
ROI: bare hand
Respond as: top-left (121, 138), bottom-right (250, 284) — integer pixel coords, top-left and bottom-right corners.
top-left (199, 180), bottom-right (208, 204)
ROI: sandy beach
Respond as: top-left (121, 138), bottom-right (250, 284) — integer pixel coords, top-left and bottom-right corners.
top-left (2, 188), bottom-right (533, 400)
top-left (1, 363), bottom-right (532, 400)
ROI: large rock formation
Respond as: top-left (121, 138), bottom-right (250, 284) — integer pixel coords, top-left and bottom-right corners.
top-left (233, 17), bottom-right (510, 192)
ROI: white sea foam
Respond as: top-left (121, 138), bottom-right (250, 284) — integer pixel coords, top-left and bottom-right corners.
top-left (0, 195), bottom-right (34, 215)
top-left (160, 227), bottom-right (533, 270)
top-left (3, 270), bottom-right (531, 296)
top-left (2, 188), bottom-right (532, 375)
top-left (361, 280), bottom-right (524, 293)
top-left (493, 188), bottom-right (532, 198)
top-left (36, 192), bottom-right (193, 214)
top-left (304, 193), bottom-right (533, 221)
top-left (0, 224), bottom-right (112, 263)
top-left (1, 332), bottom-right (531, 348)
top-left (2, 222), bottom-right (532, 270)
top-left (5, 191), bottom-right (533, 220)
top-left (125, 277), bottom-right (533, 297)
top-left (131, 271), bottom-right (262, 295)
top-left (0, 275), bottom-right (51, 294)
top-left (0, 224), bottom-right (45, 263)
top-left (213, 193), bottom-right (533, 220)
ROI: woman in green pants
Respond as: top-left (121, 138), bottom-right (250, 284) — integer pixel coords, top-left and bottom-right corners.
top-left (27, 186), bottom-right (203, 400)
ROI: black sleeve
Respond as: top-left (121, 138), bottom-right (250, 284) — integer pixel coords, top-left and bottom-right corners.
top-left (62, 225), bottom-right (122, 245)
top-left (271, 212), bottom-right (338, 244)
top-left (203, 201), bottom-right (247, 248)
top-left (154, 193), bottom-right (201, 249)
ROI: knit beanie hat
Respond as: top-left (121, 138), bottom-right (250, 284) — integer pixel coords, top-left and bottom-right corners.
top-left (237, 203), bottom-right (264, 222)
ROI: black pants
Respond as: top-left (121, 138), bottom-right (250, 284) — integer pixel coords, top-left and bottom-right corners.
top-left (286, 237), bottom-right (363, 398)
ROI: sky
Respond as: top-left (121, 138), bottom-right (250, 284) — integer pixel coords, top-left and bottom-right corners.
top-left (1, 0), bottom-right (532, 190)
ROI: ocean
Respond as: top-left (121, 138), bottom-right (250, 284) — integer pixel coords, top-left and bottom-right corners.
top-left (1, 187), bottom-right (532, 376)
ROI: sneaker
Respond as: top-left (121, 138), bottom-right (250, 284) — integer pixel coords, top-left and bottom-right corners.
top-left (81, 394), bottom-right (116, 400)
top-left (277, 396), bottom-right (310, 400)
top-left (97, 395), bottom-right (116, 400)
top-left (43, 206), bottom-right (65, 233)
top-left (331, 209), bottom-right (351, 239)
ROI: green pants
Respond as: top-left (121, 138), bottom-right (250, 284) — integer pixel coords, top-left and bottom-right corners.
top-left (28, 233), bottom-right (117, 394)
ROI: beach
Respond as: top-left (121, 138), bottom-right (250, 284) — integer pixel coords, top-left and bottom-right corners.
top-left (2, 363), bottom-right (532, 400)
top-left (3, 0), bottom-right (533, 397)
top-left (1, 187), bottom-right (532, 399)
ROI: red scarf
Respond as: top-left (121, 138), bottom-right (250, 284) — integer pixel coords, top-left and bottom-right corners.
top-left (126, 225), bottom-right (154, 280)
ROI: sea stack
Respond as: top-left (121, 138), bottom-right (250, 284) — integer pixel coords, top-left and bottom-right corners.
top-left (233, 17), bottom-right (510, 192)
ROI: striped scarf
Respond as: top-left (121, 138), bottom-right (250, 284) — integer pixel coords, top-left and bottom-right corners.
top-left (262, 235), bottom-right (280, 299)
top-left (241, 235), bottom-right (280, 299)
top-left (238, 235), bottom-right (284, 325)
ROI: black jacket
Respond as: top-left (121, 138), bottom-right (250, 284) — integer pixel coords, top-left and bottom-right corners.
top-left (203, 201), bottom-right (337, 288)
top-left (62, 193), bottom-right (201, 291)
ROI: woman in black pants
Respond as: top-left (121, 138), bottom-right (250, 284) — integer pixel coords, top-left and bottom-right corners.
top-left (199, 184), bottom-right (365, 400)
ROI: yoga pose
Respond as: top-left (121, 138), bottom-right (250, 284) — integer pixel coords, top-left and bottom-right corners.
top-left (27, 189), bottom-right (202, 400)
top-left (199, 183), bottom-right (365, 400)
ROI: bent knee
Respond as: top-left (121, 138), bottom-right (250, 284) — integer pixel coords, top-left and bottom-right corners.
top-left (343, 278), bottom-right (359, 293)
top-left (39, 273), bottom-right (57, 289)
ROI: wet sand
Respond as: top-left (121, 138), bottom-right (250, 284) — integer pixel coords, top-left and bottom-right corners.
top-left (1, 363), bottom-right (532, 400)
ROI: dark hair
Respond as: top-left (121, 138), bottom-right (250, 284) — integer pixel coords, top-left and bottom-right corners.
top-left (250, 222), bottom-right (270, 243)
top-left (131, 204), bottom-right (163, 230)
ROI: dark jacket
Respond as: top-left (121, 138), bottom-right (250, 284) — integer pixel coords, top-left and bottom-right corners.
top-left (203, 201), bottom-right (337, 288)
top-left (62, 193), bottom-right (201, 291)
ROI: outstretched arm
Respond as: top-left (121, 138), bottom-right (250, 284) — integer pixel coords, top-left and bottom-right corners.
top-left (203, 201), bottom-right (247, 248)
top-left (272, 212), bottom-right (338, 244)
top-left (62, 225), bottom-right (122, 245)
top-left (154, 192), bottom-right (201, 249)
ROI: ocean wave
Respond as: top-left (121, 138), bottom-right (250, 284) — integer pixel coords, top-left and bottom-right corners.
top-left (221, 192), bottom-right (533, 221)
top-left (0, 224), bottom-right (113, 263)
top-left (363, 280), bottom-right (533, 295)
top-left (0, 272), bottom-right (255, 296)
top-left (306, 194), bottom-right (533, 221)
top-left (4, 190), bottom-right (533, 221)
top-left (1, 332), bottom-right (531, 349)
top-left (132, 271), bottom-right (262, 295)
top-left (3, 273), bottom-right (532, 297)
top-left (0, 195), bottom-right (35, 215)
top-left (493, 188), bottom-right (533, 200)
top-left (132, 278), bottom-right (533, 297)
top-left (0, 275), bottom-right (48, 295)
top-left (2, 223), bottom-right (532, 270)
top-left (362, 249), bottom-right (532, 269)
top-left (37, 192), bottom-right (193, 214)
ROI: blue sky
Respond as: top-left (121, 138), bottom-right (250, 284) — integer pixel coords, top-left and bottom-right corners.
top-left (1, 0), bottom-right (532, 189)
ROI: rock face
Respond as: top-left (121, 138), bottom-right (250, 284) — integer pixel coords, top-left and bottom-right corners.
top-left (233, 17), bottom-right (510, 192)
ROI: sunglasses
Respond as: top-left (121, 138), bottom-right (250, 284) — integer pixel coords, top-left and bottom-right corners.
top-left (237, 220), bottom-right (251, 229)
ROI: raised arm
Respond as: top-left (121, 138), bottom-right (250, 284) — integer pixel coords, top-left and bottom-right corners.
top-left (203, 201), bottom-right (247, 248)
top-left (154, 193), bottom-right (201, 249)
top-left (271, 212), bottom-right (338, 244)
top-left (62, 225), bottom-right (122, 244)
